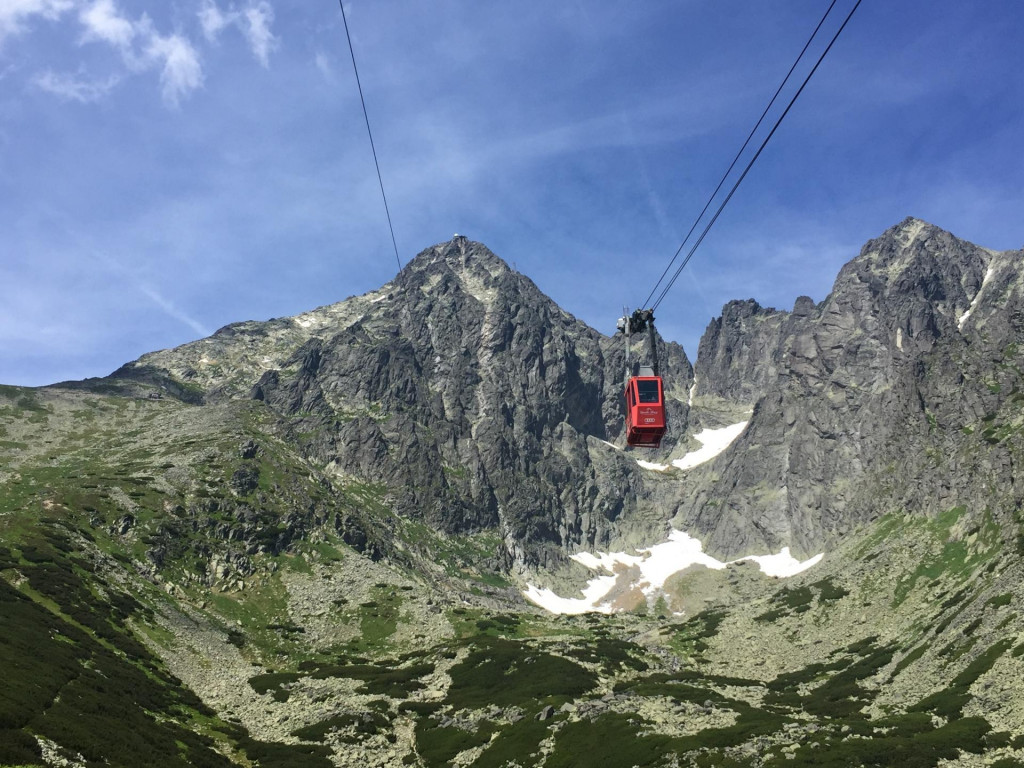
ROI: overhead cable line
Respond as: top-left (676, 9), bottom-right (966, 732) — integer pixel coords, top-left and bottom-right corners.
top-left (649, 0), bottom-right (862, 312)
top-left (338, 0), bottom-right (402, 272)
top-left (640, 0), bottom-right (840, 311)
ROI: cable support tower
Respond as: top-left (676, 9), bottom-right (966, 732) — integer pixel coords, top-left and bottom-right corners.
top-left (338, 1), bottom-right (402, 272)
top-left (640, 0), bottom-right (841, 311)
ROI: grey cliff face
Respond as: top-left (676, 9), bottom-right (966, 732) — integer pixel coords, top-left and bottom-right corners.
top-left (119, 237), bottom-right (692, 568)
top-left (694, 298), bottom-right (788, 406)
top-left (111, 218), bottom-right (1024, 569)
top-left (678, 217), bottom-right (1024, 559)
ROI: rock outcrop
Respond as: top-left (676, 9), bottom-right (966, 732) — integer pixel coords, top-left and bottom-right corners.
top-left (694, 298), bottom-right (788, 405)
top-left (678, 217), bottom-right (1024, 558)
top-left (110, 219), bottom-right (1024, 569)
top-left (116, 237), bottom-right (693, 568)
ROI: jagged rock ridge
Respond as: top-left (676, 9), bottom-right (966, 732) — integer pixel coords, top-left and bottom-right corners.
top-left (116, 237), bottom-right (693, 568)
top-left (111, 219), bottom-right (1024, 569)
top-left (680, 217), bottom-right (1024, 558)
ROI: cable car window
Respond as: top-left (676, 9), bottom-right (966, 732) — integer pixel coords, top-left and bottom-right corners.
top-left (637, 380), bottom-right (660, 403)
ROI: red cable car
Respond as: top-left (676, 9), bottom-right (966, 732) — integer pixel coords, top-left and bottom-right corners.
top-left (625, 371), bottom-right (666, 448)
top-left (618, 308), bottom-right (667, 449)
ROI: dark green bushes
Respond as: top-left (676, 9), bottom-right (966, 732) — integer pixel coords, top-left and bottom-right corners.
top-left (290, 710), bottom-right (389, 743)
top-left (0, 565), bottom-right (236, 768)
top-left (472, 717), bottom-right (551, 768)
top-left (565, 637), bottom-right (649, 673)
top-left (446, 638), bottom-right (597, 711)
top-left (911, 638), bottom-right (1013, 719)
top-left (547, 713), bottom-right (670, 768)
top-left (766, 715), bottom-right (991, 767)
top-left (986, 592), bottom-right (1013, 609)
top-left (0, 726), bottom-right (42, 765)
top-left (415, 718), bottom-right (495, 765)
top-left (249, 660), bottom-right (435, 700)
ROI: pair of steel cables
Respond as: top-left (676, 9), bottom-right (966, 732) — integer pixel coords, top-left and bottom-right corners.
top-left (336, 1), bottom-right (863, 296)
top-left (641, 0), bottom-right (864, 313)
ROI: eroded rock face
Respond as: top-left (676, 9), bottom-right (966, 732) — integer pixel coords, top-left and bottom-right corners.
top-left (119, 237), bottom-right (692, 567)
top-left (114, 219), bottom-right (1024, 568)
top-left (695, 298), bottom-right (788, 406)
top-left (679, 217), bottom-right (1024, 558)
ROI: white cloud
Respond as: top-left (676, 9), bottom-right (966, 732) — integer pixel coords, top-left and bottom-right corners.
top-left (13, 0), bottom-right (272, 107)
top-left (314, 50), bottom-right (331, 78)
top-left (73, 2), bottom-right (206, 107)
top-left (138, 284), bottom-right (211, 337)
top-left (198, 0), bottom-right (229, 41)
top-left (33, 69), bottom-right (119, 102)
top-left (78, 0), bottom-right (133, 49)
top-left (242, 2), bottom-right (275, 67)
top-left (144, 31), bottom-right (203, 107)
top-left (198, 0), bottom-right (277, 67)
top-left (0, 0), bottom-right (75, 45)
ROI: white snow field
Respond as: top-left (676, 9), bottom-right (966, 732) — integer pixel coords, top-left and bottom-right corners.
top-left (634, 420), bottom-right (749, 472)
top-left (523, 529), bottom-right (823, 615)
top-left (958, 265), bottom-right (996, 330)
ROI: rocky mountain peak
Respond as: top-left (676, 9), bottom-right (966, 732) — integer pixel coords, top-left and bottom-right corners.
top-left (677, 217), bottom-right (1024, 562)
top-left (406, 235), bottom-right (509, 279)
top-left (694, 298), bottom-right (787, 405)
top-left (391, 236), bottom-right (520, 311)
top-left (105, 235), bottom-right (692, 566)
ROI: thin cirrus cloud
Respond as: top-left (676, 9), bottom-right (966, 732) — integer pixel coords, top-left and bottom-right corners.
top-left (142, 26), bottom-right (204, 106)
top-left (76, 0), bottom-right (205, 107)
top-left (198, 0), bottom-right (277, 68)
top-left (78, 0), bottom-right (134, 49)
top-left (32, 69), bottom-right (120, 102)
top-left (0, 0), bottom-right (74, 44)
top-left (8, 0), bottom-right (277, 106)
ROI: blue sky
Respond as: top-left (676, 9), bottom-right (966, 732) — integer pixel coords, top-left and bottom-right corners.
top-left (2, 1), bottom-right (1023, 387)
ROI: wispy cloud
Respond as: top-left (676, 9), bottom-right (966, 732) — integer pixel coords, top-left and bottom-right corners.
top-left (63, 0), bottom-right (205, 107)
top-left (33, 69), bottom-right (120, 102)
top-left (313, 50), bottom-right (331, 79)
top-left (242, 3), bottom-right (275, 67)
top-left (199, 0), bottom-right (277, 67)
top-left (139, 284), bottom-right (211, 336)
top-left (198, 0), bottom-right (230, 40)
top-left (0, 0), bottom-right (75, 45)
top-left (78, 0), bottom-right (133, 49)
top-left (12, 1), bottom-right (275, 108)
top-left (144, 29), bottom-right (203, 107)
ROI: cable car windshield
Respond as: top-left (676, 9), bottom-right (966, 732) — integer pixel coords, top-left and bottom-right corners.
top-left (636, 379), bottom-right (660, 403)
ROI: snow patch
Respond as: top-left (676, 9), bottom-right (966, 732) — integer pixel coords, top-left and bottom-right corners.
top-left (671, 421), bottom-right (748, 470)
top-left (523, 529), bottom-right (824, 615)
top-left (741, 548), bottom-right (824, 578)
top-left (688, 378), bottom-right (697, 407)
top-left (630, 421), bottom-right (747, 473)
top-left (958, 266), bottom-right (995, 330)
top-left (636, 459), bottom-right (667, 471)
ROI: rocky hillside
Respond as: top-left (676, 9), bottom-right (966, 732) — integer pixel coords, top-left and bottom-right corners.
top-left (104, 219), bottom-right (1024, 572)
top-left (109, 237), bottom-right (693, 569)
top-left (2, 218), bottom-right (1024, 767)
top-left (675, 217), bottom-right (1024, 561)
top-left (694, 296), bottom-right (788, 405)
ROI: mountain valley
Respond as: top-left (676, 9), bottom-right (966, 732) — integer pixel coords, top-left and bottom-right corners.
top-left (2, 219), bottom-right (1024, 767)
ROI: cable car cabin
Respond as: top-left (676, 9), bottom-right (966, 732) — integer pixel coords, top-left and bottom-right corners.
top-left (624, 375), bottom-right (666, 448)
